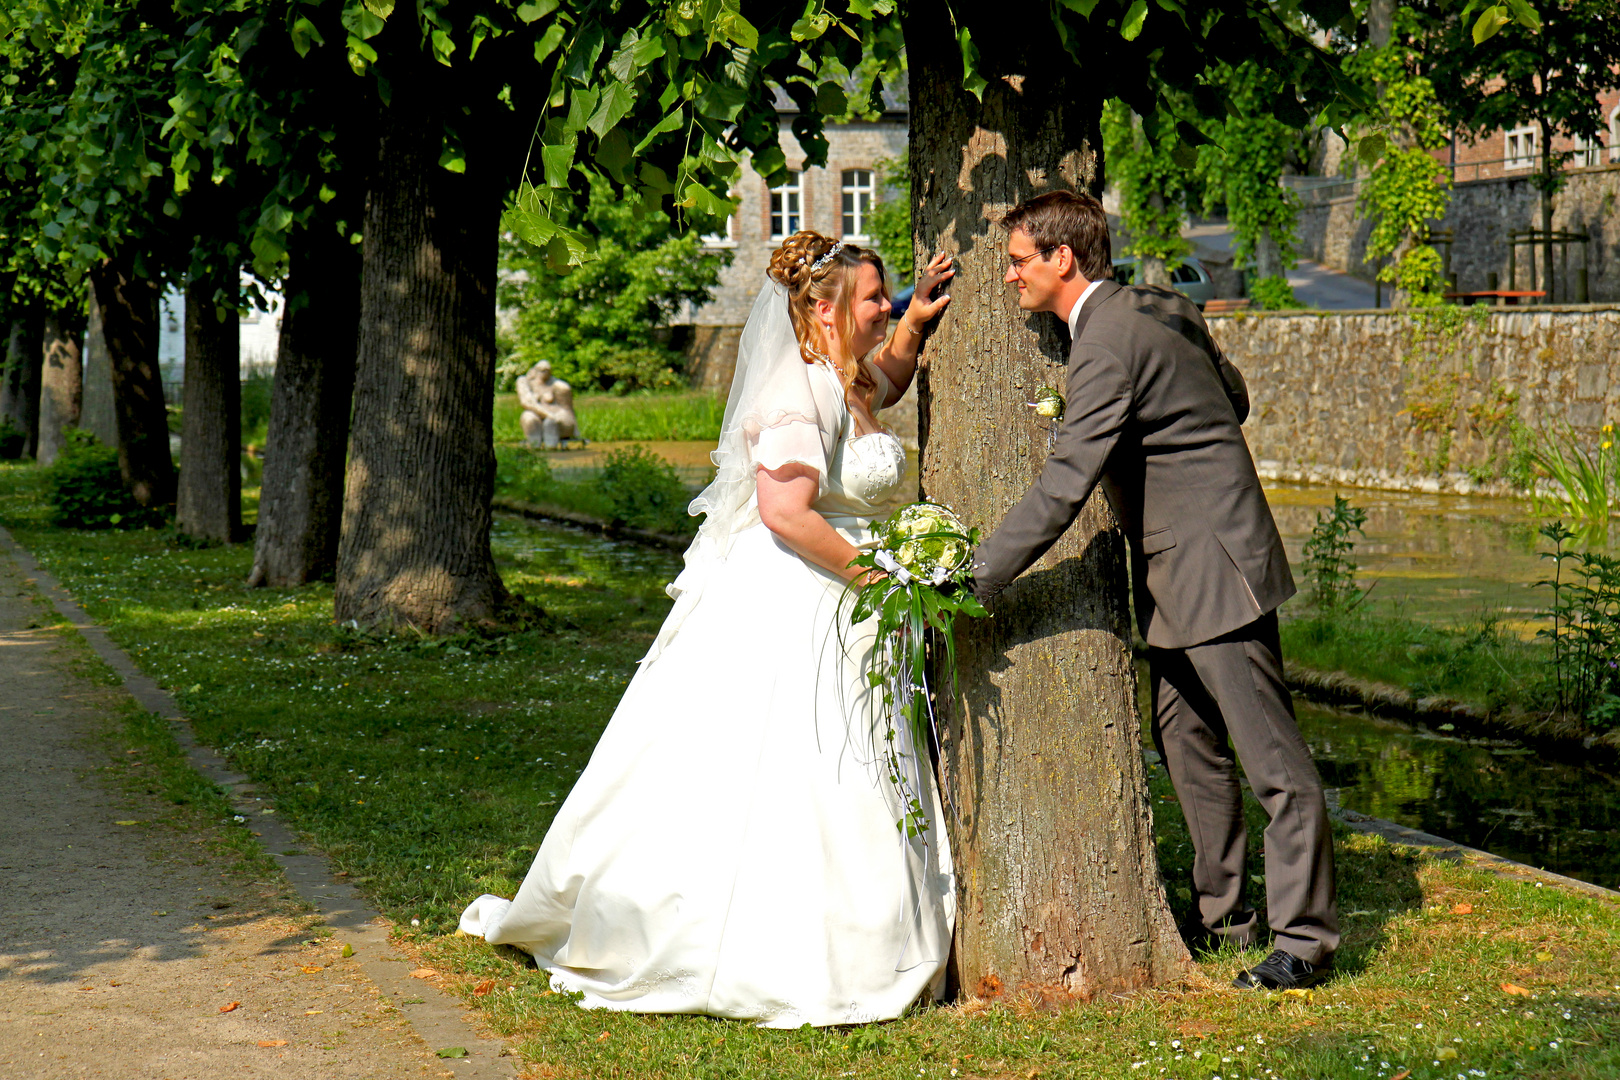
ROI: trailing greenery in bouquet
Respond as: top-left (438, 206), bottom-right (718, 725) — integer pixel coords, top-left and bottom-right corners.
top-left (841, 502), bottom-right (988, 840)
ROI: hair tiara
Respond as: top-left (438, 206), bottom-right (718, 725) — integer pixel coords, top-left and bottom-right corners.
top-left (809, 240), bottom-right (845, 273)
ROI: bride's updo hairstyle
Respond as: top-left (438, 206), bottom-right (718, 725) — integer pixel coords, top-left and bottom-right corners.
top-left (767, 230), bottom-right (881, 407)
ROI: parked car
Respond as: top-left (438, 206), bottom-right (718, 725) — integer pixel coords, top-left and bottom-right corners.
top-left (1111, 255), bottom-right (1217, 309)
top-left (889, 283), bottom-right (915, 321)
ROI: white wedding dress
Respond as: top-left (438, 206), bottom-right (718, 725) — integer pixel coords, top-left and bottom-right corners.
top-left (460, 357), bottom-right (956, 1027)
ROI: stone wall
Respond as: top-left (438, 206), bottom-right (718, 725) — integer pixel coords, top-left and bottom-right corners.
top-left (1298, 164), bottom-right (1620, 304)
top-left (1209, 304), bottom-right (1620, 494)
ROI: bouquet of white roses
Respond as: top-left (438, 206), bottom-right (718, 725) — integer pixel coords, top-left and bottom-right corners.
top-left (843, 502), bottom-right (988, 840)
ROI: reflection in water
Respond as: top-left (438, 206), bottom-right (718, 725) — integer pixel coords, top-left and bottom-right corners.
top-left (1297, 700), bottom-right (1620, 891)
top-left (1266, 483), bottom-right (1551, 628)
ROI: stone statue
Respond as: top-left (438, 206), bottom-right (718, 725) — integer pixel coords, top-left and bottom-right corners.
top-left (516, 360), bottom-right (579, 449)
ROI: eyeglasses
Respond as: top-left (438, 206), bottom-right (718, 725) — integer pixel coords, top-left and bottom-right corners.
top-left (1008, 246), bottom-right (1057, 274)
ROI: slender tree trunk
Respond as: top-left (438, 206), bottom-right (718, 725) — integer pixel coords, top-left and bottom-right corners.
top-left (175, 274), bottom-right (242, 543)
top-left (79, 299), bottom-right (120, 449)
top-left (249, 232), bottom-right (360, 586)
top-left (1254, 227), bottom-right (1284, 282)
top-left (38, 308), bottom-right (83, 466)
top-left (3, 308), bottom-right (44, 456)
top-left (335, 77), bottom-right (507, 632)
top-left (1141, 193), bottom-right (1171, 287)
top-left (89, 258), bottom-right (175, 509)
top-left (906, 17), bottom-right (1189, 1001)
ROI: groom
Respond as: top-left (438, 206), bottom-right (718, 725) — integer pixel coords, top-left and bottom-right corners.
top-left (968, 191), bottom-right (1339, 990)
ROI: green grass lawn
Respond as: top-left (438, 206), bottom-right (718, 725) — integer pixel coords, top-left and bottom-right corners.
top-left (495, 389), bottom-right (724, 444)
top-left (1280, 606), bottom-right (1550, 716)
top-left (2, 460), bottom-right (1617, 1079)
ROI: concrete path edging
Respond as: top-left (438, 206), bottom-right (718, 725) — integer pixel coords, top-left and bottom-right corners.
top-left (0, 524), bottom-right (517, 1078)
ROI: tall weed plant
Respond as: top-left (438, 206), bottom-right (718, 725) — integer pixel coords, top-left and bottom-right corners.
top-left (1528, 421), bottom-right (1618, 544)
top-left (1303, 495), bottom-right (1369, 613)
top-left (1536, 520), bottom-right (1620, 731)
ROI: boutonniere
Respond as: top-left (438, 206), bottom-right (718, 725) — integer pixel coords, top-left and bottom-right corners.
top-left (1027, 386), bottom-right (1065, 420)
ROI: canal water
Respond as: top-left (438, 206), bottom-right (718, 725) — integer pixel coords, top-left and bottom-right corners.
top-left (492, 477), bottom-right (1620, 894)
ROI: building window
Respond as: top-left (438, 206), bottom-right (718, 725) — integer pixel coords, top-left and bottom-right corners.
top-left (770, 172), bottom-right (801, 239)
top-left (1574, 133), bottom-right (1604, 169)
top-left (841, 169), bottom-right (875, 241)
top-left (1611, 105), bottom-right (1620, 163)
top-left (1503, 125), bottom-right (1537, 170)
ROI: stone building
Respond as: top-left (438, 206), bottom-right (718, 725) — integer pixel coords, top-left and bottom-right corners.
top-left (681, 106), bottom-right (908, 391)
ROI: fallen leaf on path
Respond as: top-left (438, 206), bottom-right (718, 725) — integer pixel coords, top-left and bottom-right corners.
top-left (596, 1031), bottom-right (611, 1042)
top-left (219, 1002), bottom-right (240, 1013)
top-left (300, 965), bottom-right (322, 974)
top-left (410, 968), bottom-right (439, 979)
top-left (1451, 903), bottom-right (1474, 914)
top-left (341, 943), bottom-right (353, 958)
top-left (305, 1009), bottom-right (323, 1015)
top-left (1536, 951), bottom-right (1554, 962)
top-left (437, 1047), bottom-right (468, 1059)
top-left (258, 1040), bottom-right (288, 1048)
top-left (1282, 988), bottom-right (1313, 1002)
top-left (1501, 982), bottom-right (1531, 996)
top-left (114, 820), bottom-right (140, 826)
top-left (473, 979), bottom-right (495, 996)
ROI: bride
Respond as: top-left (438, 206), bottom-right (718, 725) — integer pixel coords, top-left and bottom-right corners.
top-left (459, 232), bottom-right (959, 1027)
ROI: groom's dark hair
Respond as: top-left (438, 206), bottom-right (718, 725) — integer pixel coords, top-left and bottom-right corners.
top-left (1001, 191), bottom-right (1112, 282)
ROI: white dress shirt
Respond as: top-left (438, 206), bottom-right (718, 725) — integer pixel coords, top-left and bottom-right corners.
top-left (1065, 278), bottom-right (1105, 339)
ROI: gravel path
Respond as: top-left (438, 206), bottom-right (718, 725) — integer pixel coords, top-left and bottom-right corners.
top-left (0, 544), bottom-right (446, 1079)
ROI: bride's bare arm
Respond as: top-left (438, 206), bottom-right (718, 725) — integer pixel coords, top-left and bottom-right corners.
top-left (870, 252), bottom-right (955, 405)
top-left (756, 463), bottom-right (872, 583)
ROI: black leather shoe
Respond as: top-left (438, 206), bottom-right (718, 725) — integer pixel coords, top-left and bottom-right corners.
top-left (1232, 949), bottom-right (1332, 990)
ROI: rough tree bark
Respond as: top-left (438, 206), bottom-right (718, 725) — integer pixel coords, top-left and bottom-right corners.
top-left (248, 232), bottom-right (360, 586)
top-left (37, 308), bottom-right (83, 466)
top-left (334, 70), bottom-right (507, 631)
top-left (3, 308), bottom-right (44, 456)
top-left (89, 258), bottom-right (174, 509)
top-left (175, 274), bottom-right (242, 543)
top-left (906, 18), bottom-right (1189, 1001)
top-left (79, 300), bottom-right (120, 449)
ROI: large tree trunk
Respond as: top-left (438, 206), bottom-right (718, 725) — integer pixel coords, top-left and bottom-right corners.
top-left (334, 76), bottom-right (507, 632)
top-left (906, 18), bottom-right (1189, 1001)
top-left (249, 232), bottom-right (360, 586)
top-left (79, 299), bottom-right (120, 449)
top-left (89, 259), bottom-right (175, 509)
top-left (175, 274), bottom-right (242, 542)
top-left (37, 308), bottom-right (83, 466)
top-left (3, 308), bottom-right (44, 456)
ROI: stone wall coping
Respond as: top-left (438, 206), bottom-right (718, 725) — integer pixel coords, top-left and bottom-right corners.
top-left (1206, 302), bottom-right (1620, 319)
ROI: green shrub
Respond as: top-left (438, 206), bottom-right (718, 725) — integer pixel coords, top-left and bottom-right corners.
top-left (596, 445), bottom-right (692, 534)
top-left (493, 444), bottom-right (557, 504)
top-left (0, 418), bottom-right (25, 459)
top-left (43, 429), bottom-right (159, 529)
top-left (1247, 274), bottom-right (1299, 311)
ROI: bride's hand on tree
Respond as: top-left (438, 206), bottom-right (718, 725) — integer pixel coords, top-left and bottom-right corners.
top-left (904, 252), bottom-right (955, 330)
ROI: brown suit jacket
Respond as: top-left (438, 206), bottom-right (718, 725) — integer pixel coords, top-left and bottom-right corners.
top-left (971, 280), bottom-right (1295, 649)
